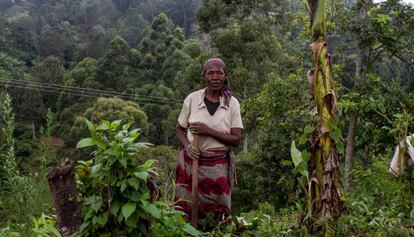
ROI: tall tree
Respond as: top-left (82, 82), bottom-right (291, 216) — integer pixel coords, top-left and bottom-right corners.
top-left (134, 83), bottom-right (180, 145)
top-left (96, 35), bottom-right (131, 92)
top-left (138, 13), bottom-right (188, 86)
top-left (197, 0), bottom-right (290, 100)
top-left (32, 56), bottom-right (65, 110)
top-left (339, 0), bottom-right (414, 191)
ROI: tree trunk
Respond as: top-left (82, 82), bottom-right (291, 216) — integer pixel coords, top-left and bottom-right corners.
top-left (32, 121), bottom-right (36, 141)
top-left (344, 111), bottom-right (357, 192)
top-left (243, 133), bottom-right (248, 152)
top-left (47, 158), bottom-right (82, 237)
top-left (343, 44), bottom-right (366, 192)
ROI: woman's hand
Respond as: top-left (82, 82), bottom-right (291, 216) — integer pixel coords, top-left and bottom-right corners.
top-left (186, 144), bottom-right (200, 160)
top-left (189, 122), bottom-right (211, 135)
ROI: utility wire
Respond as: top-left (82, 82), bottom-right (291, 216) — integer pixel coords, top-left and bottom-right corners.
top-left (2, 80), bottom-right (175, 104)
top-left (0, 80), bottom-right (182, 108)
top-left (0, 78), bottom-right (183, 104)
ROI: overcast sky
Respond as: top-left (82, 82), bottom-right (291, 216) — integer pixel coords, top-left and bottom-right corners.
top-left (373, 0), bottom-right (414, 4)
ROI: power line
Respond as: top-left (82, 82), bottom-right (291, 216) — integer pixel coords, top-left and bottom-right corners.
top-left (2, 80), bottom-right (175, 104)
top-left (0, 81), bottom-right (182, 108)
top-left (0, 78), bottom-right (183, 104)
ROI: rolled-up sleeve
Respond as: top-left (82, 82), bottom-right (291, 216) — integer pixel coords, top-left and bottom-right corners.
top-left (231, 99), bottom-right (243, 129)
top-left (177, 96), bottom-right (191, 128)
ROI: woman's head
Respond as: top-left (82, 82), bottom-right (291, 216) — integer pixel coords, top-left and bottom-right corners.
top-left (202, 57), bottom-right (232, 106)
top-left (202, 58), bottom-right (227, 77)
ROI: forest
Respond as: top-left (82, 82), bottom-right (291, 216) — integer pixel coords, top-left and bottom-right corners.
top-left (0, 0), bottom-right (414, 236)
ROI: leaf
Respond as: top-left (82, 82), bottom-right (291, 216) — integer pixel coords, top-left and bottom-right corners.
top-left (134, 171), bottom-right (149, 181)
top-left (111, 120), bottom-right (122, 130)
top-left (76, 138), bottom-right (94, 149)
top-left (337, 142), bottom-right (345, 155)
top-left (123, 122), bottom-right (132, 131)
top-left (94, 137), bottom-right (107, 149)
top-left (301, 150), bottom-right (310, 162)
top-left (378, 103), bottom-right (386, 114)
top-left (290, 141), bottom-right (303, 168)
top-left (119, 158), bottom-right (127, 169)
top-left (143, 159), bottom-right (156, 169)
top-left (126, 213), bottom-right (138, 228)
top-left (121, 181), bottom-right (127, 192)
top-left (135, 142), bottom-right (152, 149)
top-left (304, 125), bottom-right (315, 134)
top-left (143, 203), bottom-right (161, 219)
top-left (85, 119), bottom-right (94, 132)
top-left (298, 133), bottom-right (308, 145)
top-left (330, 128), bottom-right (341, 143)
top-left (281, 160), bottom-right (292, 166)
top-left (129, 128), bottom-right (141, 141)
top-left (96, 123), bottom-right (110, 131)
top-left (327, 117), bottom-right (339, 130)
top-left (91, 198), bottom-right (102, 211)
top-left (128, 177), bottom-right (139, 190)
top-left (91, 164), bottom-right (102, 177)
top-left (102, 119), bottom-right (110, 128)
top-left (182, 223), bottom-right (202, 236)
top-left (110, 200), bottom-right (121, 215)
top-left (113, 145), bottom-right (122, 158)
top-left (97, 213), bottom-right (109, 226)
top-left (122, 203), bottom-right (136, 220)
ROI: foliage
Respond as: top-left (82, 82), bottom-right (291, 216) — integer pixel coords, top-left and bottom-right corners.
top-left (336, 159), bottom-right (414, 236)
top-left (31, 214), bottom-right (62, 237)
top-left (74, 119), bottom-right (201, 236)
top-left (234, 74), bottom-right (310, 211)
top-left (0, 213), bottom-right (61, 237)
top-left (1, 93), bottom-right (19, 183)
top-left (197, 0), bottom-right (292, 100)
top-left (0, 1), bottom-right (414, 236)
top-left (135, 83), bottom-right (181, 145)
top-left (200, 203), bottom-right (307, 237)
top-left (136, 145), bottom-right (178, 202)
top-left (69, 97), bottom-right (149, 146)
top-left (0, 102), bottom-right (53, 230)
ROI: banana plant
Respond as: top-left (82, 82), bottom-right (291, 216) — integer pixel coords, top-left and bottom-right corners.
top-left (306, 0), bottom-right (342, 233)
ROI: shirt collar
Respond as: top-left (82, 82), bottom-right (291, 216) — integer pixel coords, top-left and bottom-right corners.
top-left (197, 88), bottom-right (229, 110)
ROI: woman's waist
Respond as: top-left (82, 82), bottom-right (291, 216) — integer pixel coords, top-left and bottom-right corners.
top-left (199, 147), bottom-right (230, 160)
top-left (191, 136), bottom-right (228, 151)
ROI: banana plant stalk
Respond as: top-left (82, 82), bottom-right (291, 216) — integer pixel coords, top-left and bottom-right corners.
top-left (307, 0), bottom-right (342, 231)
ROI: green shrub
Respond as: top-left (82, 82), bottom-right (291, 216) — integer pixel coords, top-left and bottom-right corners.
top-left (336, 159), bottom-right (414, 236)
top-left (74, 119), bottom-right (201, 236)
top-left (137, 145), bottom-right (178, 202)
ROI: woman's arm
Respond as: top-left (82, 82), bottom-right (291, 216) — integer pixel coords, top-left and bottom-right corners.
top-left (175, 122), bottom-right (200, 159)
top-left (189, 122), bottom-right (242, 146)
top-left (175, 122), bottom-right (190, 148)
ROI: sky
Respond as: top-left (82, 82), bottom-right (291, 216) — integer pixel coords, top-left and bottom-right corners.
top-left (373, 0), bottom-right (414, 4)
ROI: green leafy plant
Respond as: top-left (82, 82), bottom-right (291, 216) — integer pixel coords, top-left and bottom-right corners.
top-left (31, 213), bottom-right (61, 237)
top-left (74, 119), bottom-right (201, 236)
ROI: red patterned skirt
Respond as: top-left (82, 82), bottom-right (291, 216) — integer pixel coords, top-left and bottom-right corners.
top-left (174, 147), bottom-right (236, 224)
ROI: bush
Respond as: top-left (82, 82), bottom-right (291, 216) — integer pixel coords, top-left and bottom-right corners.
top-left (74, 120), bottom-right (201, 236)
top-left (336, 159), bottom-right (414, 236)
top-left (137, 145), bottom-right (178, 202)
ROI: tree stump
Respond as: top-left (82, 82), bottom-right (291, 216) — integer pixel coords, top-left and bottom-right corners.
top-left (47, 158), bottom-right (82, 236)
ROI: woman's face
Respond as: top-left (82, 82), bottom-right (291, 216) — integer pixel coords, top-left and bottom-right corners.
top-left (203, 64), bottom-right (226, 91)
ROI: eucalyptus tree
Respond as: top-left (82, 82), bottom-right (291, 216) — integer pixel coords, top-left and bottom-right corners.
top-left (138, 13), bottom-right (189, 87)
top-left (96, 36), bottom-right (132, 92)
top-left (339, 0), bottom-right (414, 191)
top-left (197, 0), bottom-right (291, 100)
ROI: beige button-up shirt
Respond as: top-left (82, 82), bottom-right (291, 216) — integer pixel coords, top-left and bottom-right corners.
top-left (178, 88), bottom-right (243, 151)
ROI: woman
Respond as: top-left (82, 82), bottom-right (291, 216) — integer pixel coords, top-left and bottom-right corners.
top-left (175, 58), bottom-right (243, 226)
